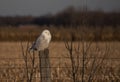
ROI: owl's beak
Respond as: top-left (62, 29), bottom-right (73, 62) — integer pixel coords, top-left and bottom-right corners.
top-left (46, 32), bottom-right (50, 36)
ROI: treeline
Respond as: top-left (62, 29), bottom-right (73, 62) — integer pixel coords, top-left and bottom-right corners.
top-left (0, 7), bottom-right (120, 27)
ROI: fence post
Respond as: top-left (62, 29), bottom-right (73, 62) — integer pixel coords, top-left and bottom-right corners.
top-left (38, 49), bottom-right (51, 82)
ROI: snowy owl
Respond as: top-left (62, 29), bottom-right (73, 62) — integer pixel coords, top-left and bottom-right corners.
top-left (30, 29), bottom-right (51, 51)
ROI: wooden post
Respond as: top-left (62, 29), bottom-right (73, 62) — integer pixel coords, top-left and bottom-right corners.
top-left (38, 49), bottom-right (51, 82)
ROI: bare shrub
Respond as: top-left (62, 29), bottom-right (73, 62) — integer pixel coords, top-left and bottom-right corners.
top-left (20, 37), bottom-right (39, 82)
top-left (63, 32), bottom-right (115, 82)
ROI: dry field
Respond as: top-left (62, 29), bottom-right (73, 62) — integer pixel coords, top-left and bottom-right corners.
top-left (0, 26), bottom-right (120, 41)
top-left (0, 41), bottom-right (120, 82)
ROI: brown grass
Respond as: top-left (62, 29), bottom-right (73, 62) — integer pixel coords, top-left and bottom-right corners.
top-left (0, 25), bottom-right (120, 41)
top-left (0, 42), bottom-right (120, 82)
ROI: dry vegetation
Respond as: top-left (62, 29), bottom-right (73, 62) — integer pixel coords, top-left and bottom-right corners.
top-left (0, 25), bottom-right (120, 41)
top-left (0, 26), bottom-right (120, 82)
top-left (0, 41), bottom-right (120, 82)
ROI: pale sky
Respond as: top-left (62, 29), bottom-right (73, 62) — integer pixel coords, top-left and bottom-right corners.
top-left (0, 0), bottom-right (120, 16)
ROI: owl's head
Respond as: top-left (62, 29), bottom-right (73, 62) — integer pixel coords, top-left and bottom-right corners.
top-left (41, 29), bottom-right (51, 39)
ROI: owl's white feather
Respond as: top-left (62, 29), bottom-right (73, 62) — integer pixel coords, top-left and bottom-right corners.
top-left (30, 29), bottom-right (51, 51)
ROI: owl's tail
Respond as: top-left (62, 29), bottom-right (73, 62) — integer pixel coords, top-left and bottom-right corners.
top-left (28, 46), bottom-right (37, 53)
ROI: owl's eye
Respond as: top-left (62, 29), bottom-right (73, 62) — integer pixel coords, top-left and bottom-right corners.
top-left (45, 31), bottom-right (49, 35)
